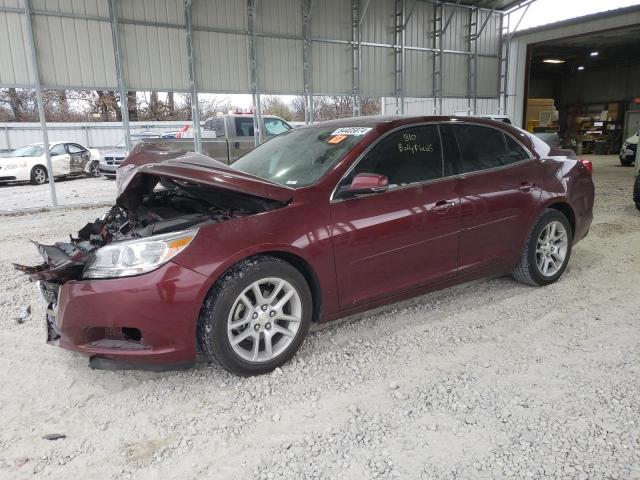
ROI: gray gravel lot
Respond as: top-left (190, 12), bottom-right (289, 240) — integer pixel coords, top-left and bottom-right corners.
top-left (0, 155), bottom-right (638, 479)
top-left (0, 176), bottom-right (116, 212)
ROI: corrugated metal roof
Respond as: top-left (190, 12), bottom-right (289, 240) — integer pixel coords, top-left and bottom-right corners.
top-left (0, 0), bottom-right (505, 101)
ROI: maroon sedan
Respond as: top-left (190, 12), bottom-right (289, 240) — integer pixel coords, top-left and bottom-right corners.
top-left (17, 116), bottom-right (594, 376)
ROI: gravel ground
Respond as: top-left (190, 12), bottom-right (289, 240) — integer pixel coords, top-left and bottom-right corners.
top-left (0, 155), bottom-right (639, 480)
top-left (0, 176), bottom-right (116, 212)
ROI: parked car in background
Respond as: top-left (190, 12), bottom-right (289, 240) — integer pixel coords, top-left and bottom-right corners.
top-left (0, 142), bottom-right (102, 185)
top-left (620, 131), bottom-right (638, 166)
top-left (139, 113), bottom-right (293, 164)
top-left (17, 116), bottom-right (594, 375)
top-left (99, 132), bottom-right (162, 177)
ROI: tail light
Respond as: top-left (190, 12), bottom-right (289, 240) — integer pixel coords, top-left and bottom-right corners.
top-left (579, 159), bottom-right (593, 174)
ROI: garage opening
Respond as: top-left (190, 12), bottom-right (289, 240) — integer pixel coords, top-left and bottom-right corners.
top-left (523, 24), bottom-right (640, 165)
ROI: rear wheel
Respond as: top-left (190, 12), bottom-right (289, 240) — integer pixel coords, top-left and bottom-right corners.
top-left (198, 256), bottom-right (312, 376)
top-left (512, 209), bottom-right (573, 286)
top-left (620, 157), bottom-right (634, 167)
top-left (30, 166), bottom-right (47, 185)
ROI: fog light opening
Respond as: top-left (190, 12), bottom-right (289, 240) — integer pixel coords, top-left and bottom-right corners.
top-left (122, 327), bottom-right (142, 342)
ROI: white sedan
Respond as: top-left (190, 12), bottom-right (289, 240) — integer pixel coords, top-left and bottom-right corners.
top-left (0, 142), bottom-right (103, 185)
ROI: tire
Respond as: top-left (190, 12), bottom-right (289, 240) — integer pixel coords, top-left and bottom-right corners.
top-left (620, 157), bottom-right (634, 167)
top-left (634, 175), bottom-right (640, 212)
top-left (87, 161), bottom-right (101, 178)
top-left (30, 165), bottom-right (48, 185)
top-left (512, 209), bottom-right (573, 287)
top-left (198, 255), bottom-right (312, 376)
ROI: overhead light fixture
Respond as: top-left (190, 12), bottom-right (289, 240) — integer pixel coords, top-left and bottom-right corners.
top-left (590, 51), bottom-right (599, 56)
top-left (577, 65), bottom-right (585, 71)
top-left (543, 59), bottom-right (565, 64)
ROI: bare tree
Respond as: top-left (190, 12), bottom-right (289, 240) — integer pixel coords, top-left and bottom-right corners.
top-left (290, 95), bottom-right (381, 122)
top-left (261, 95), bottom-right (293, 121)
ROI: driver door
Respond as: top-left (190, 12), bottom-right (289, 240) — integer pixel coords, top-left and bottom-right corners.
top-left (66, 143), bottom-right (90, 174)
top-left (330, 124), bottom-right (461, 309)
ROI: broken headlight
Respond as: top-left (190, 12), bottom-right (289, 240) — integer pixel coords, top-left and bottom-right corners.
top-left (82, 229), bottom-right (198, 279)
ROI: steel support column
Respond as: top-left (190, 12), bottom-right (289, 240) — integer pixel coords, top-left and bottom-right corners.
top-left (108, 0), bottom-right (131, 153)
top-left (431, 1), bottom-right (442, 115)
top-left (23, 0), bottom-right (57, 206)
top-left (351, 0), bottom-right (361, 117)
top-left (302, 0), bottom-right (314, 124)
top-left (393, 0), bottom-right (404, 115)
top-left (248, 0), bottom-right (263, 145)
top-left (500, 1), bottom-right (531, 115)
top-left (185, 0), bottom-right (201, 153)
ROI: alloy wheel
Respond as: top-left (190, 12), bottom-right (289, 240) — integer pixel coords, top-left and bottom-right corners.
top-left (34, 168), bottom-right (46, 184)
top-left (227, 277), bottom-right (302, 363)
top-left (535, 220), bottom-right (568, 277)
top-left (90, 162), bottom-right (100, 177)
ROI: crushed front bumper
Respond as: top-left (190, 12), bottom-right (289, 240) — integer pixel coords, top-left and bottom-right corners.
top-left (42, 262), bottom-right (210, 370)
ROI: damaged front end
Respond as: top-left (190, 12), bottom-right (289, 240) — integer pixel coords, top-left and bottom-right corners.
top-left (14, 151), bottom-right (293, 355)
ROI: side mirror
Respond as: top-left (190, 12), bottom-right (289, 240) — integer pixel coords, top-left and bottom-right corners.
top-left (340, 173), bottom-right (389, 197)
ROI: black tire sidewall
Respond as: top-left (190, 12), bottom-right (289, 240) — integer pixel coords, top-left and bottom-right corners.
top-left (31, 166), bottom-right (47, 185)
top-left (526, 210), bottom-right (573, 286)
top-left (88, 161), bottom-right (100, 177)
top-left (200, 257), bottom-right (312, 376)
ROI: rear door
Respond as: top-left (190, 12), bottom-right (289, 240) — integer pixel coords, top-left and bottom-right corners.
top-left (66, 143), bottom-right (90, 174)
top-left (444, 123), bottom-right (542, 274)
top-left (330, 124), bottom-right (461, 308)
top-left (49, 143), bottom-right (70, 176)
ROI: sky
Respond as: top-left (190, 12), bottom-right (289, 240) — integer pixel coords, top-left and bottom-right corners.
top-left (513, 0), bottom-right (640, 31)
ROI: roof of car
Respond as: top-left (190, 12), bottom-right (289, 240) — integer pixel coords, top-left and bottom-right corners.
top-left (307, 115), bottom-right (519, 131)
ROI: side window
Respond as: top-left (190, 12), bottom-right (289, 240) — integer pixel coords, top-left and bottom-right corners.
top-left (438, 124), bottom-right (460, 177)
top-left (452, 124), bottom-right (509, 173)
top-left (214, 118), bottom-right (225, 138)
top-left (49, 144), bottom-right (66, 156)
top-left (504, 134), bottom-right (531, 163)
top-left (347, 125), bottom-right (443, 187)
top-left (235, 117), bottom-right (255, 137)
top-left (264, 118), bottom-right (291, 136)
top-left (67, 143), bottom-right (85, 154)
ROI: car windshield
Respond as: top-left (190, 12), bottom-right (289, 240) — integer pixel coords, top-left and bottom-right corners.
top-left (11, 145), bottom-right (44, 157)
top-left (232, 126), bottom-right (369, 187)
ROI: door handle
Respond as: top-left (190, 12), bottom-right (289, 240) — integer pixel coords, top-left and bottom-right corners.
top-left (518, 181), bottom-right (533, 192)
top-left (431, 199), bottom-right (457, 213)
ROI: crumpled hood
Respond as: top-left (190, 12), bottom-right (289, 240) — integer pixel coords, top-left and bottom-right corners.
top-left (116, 147), bottom-right (294, 207)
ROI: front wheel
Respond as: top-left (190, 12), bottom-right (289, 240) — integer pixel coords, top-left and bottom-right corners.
top-left (620, 157), bottom-right (634, 167)
top-left (512, 209), bottom-right (573, 286)
top-left (30, 165), bottom-right (48, 185)
top-left (87, 161), bottom-right (101, 178)
top-left (198, 256), bottom-right (312, 376)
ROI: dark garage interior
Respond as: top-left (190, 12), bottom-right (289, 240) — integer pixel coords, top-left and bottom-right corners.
top-left (525, 23), bottom-right (640, 158)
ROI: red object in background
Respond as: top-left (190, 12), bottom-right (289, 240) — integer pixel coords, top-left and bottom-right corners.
top-left (46, 116), bottom-right (595, 369)
top-left (175, 124), bottom-right (190, 139)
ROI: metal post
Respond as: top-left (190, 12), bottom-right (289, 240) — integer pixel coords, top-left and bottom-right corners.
top-left (471, 7), bottom-right (479, 115)
top-left (22, 0), bottom-right (57, 206)
top-left (185, 0), bottom-right (201, 153)
top-left (351, 0), bottom-right (361, 117)
top-left (4, 126), bottom-right (10, 152)
top-left (501, 2), bottom-right (531, 116)
top-left (248, 0), bottom-right (263, 144)
top-left (302, 0), bottom-right (313, 124)
top-left (393, 0), bottom-right (404, 115)
top-left (108, 0), bottom-right (131, 153)
top-left (431, 1), bottom-right (441, 115)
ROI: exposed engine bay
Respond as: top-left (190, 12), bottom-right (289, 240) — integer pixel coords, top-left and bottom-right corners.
top-left (14, 174), bottom-right (284, 284)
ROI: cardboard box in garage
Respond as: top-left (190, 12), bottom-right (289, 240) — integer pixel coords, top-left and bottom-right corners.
top-left (526, 98), bottom-right (555, 123)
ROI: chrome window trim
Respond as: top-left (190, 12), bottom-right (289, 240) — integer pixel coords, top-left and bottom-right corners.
top-left (330, 120), bottom-right (537, 203)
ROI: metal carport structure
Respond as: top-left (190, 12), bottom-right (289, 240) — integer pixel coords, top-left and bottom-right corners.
top-left (0, 0), bottom-right (534, 206)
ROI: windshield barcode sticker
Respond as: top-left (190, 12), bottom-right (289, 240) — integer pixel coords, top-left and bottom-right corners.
top-left (330, 127), bottom-right (372, 136)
